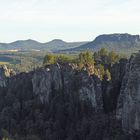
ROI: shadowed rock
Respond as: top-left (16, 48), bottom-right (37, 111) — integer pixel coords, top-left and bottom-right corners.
top-left (117, 52), bottom-right (140, 134)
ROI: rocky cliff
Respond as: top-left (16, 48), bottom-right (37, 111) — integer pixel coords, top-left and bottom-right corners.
top-left (32, 63), bottom-right (103, 110)
top-left (117, 52), bottom-right (140, 135)
top-left (102, 58), bottom-right (128, 113)
top-left (0, 63), bottom-right (103, 112)
top-left (0, 63), bottom-right (105, 140)
top-left (1, 52), bottom-right (140, 139)
top-left (0, 65), bottom-right (15, 87)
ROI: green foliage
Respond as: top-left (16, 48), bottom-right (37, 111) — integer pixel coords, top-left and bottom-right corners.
top-left (43, 52), bottom-right (95, 74)
top-left (98, 48), bottom-right (108, 56)
top-left (0, 48), bottom-right (126, 73)
top-left (78, 51), bottom-right (94, 69)
top-left (94, 48), bottom-right (126, 65)
top-left (56, 54), bottom-right (74, 63)
top-left (96, 64), bottom-right (105, 80)
top-left (9, 56), bottom-right (41, 73)
top-left (98, 64), bottom-right (104, 75)
top-left (43, 53), bottom-right (75, 66)
top-left (105, 69), bottom-right (111, 81)
top-left (94, 48), bottom-right (109, 65)
top-left (93, 48), bottom-right (126, 80)
top-left (108, 51), bottom-right (119, 64)
top-left (42, 49), bottom-right (124, 81)
top-left (43, 53), bottom-right (57, 65)
top-left (0, 51), bottom-right (44, 73)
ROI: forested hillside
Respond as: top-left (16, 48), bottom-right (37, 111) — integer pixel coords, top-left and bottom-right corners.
top-left (61, 34), bottom-right (140, 55)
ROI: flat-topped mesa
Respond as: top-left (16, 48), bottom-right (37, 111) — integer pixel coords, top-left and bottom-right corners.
top-left (116, 51), bottom-right (140, 134)
top-left (73, 33), bottom-right (140, 53)
top-left (94, 34), bottom-right (140, 43)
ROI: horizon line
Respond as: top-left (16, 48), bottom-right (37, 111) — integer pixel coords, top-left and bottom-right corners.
top-left (0, 32), bottom-right (139, 44)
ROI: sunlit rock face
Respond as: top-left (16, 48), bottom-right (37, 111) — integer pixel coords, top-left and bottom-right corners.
top-left (0, 65), bottom-right (15, 87)
top-left (32, 63), bottom-right (103, 110)
top-left (117, 52), bottom-right (140, 134)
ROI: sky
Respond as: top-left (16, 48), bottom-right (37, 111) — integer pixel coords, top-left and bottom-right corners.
top-left (0, 0), bottom-right (140, 42)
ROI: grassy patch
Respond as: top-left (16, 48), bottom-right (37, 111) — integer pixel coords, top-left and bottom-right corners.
top-left (0, 61), bottom-right (10, 65)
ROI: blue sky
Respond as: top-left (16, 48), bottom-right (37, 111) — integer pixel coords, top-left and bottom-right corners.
top-left (0, 0), bottom-right (139, 42)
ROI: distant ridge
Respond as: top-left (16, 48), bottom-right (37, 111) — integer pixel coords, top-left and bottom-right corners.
top-left (1, 34), bottom-right (140, 54)
top-left (0, 39), bottom-right (88, 51)
top-left (64, 33), bottom-right (140, 54)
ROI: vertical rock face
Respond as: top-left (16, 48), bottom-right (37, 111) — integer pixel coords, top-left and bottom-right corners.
top-left (117, 52), bottom-right (140, 134)
top-left (102, 59), bottom-right (127, 113)
top-left (32, 65), bottom-right (63, 103)
top-left (3, 55), bottom-right (140, 139)
top-left (0, 65), bottom-right (15, 87)
top-left (0, 63), bottom-right (103, 111)
top-left (7, 72), bottom-right (34, 99)
top-left (0, 66), bottom-right (7, 87)
top-left (32, 64), bottom-right (103, 110)
top-left (0, 63), bottom-right (104, 140)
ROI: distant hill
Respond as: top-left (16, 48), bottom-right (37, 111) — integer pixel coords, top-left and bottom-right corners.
top-left (44, 39), bottom-right (88, 51)
top-left (9, 39), bottom-right (44, 50)
top-left (64, 33), bottom-right (140, 54)
top-left (0, 39), bottom-right (88, 52)
top-left (1, 34), bottom-right (140, 54)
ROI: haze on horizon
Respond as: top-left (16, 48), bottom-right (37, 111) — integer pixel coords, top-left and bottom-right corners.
top-left (0, 0), bottom-right (139, 43)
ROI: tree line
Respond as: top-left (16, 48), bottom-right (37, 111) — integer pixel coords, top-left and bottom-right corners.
top-left (43, 48), bottom-right (126, 80)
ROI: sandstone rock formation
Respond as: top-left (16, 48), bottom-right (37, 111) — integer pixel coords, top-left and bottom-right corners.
top-left (2, 52), bottom-right (140, 139)
top-left (117, 52), bottom-right (140, 134)
top-left (102, 58), bottom-right (127, 113)
top-left (32, 63), bottom-right (103, 110)
top-left (0, 65), bottom-right (15, 87)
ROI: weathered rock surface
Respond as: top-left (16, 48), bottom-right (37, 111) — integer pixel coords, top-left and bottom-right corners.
top-left (117, 52), bottom-right (140, 134)
top-left (0, 63), bottom-right (103, 112)
top-left (0, 65), bottom-right (15, 87)
top-left (0, 62), bottom-right (124, 140)
top-left (2, 52), bottom-right (140, 138)
top-left (102, 59), bottom-right (128, 113)
top-left (32, 64), bottom-right (103, 110)
top-left (32, 65), bottom-right (62, 103)
top-left (5, 52), bottom-right (140, 138)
